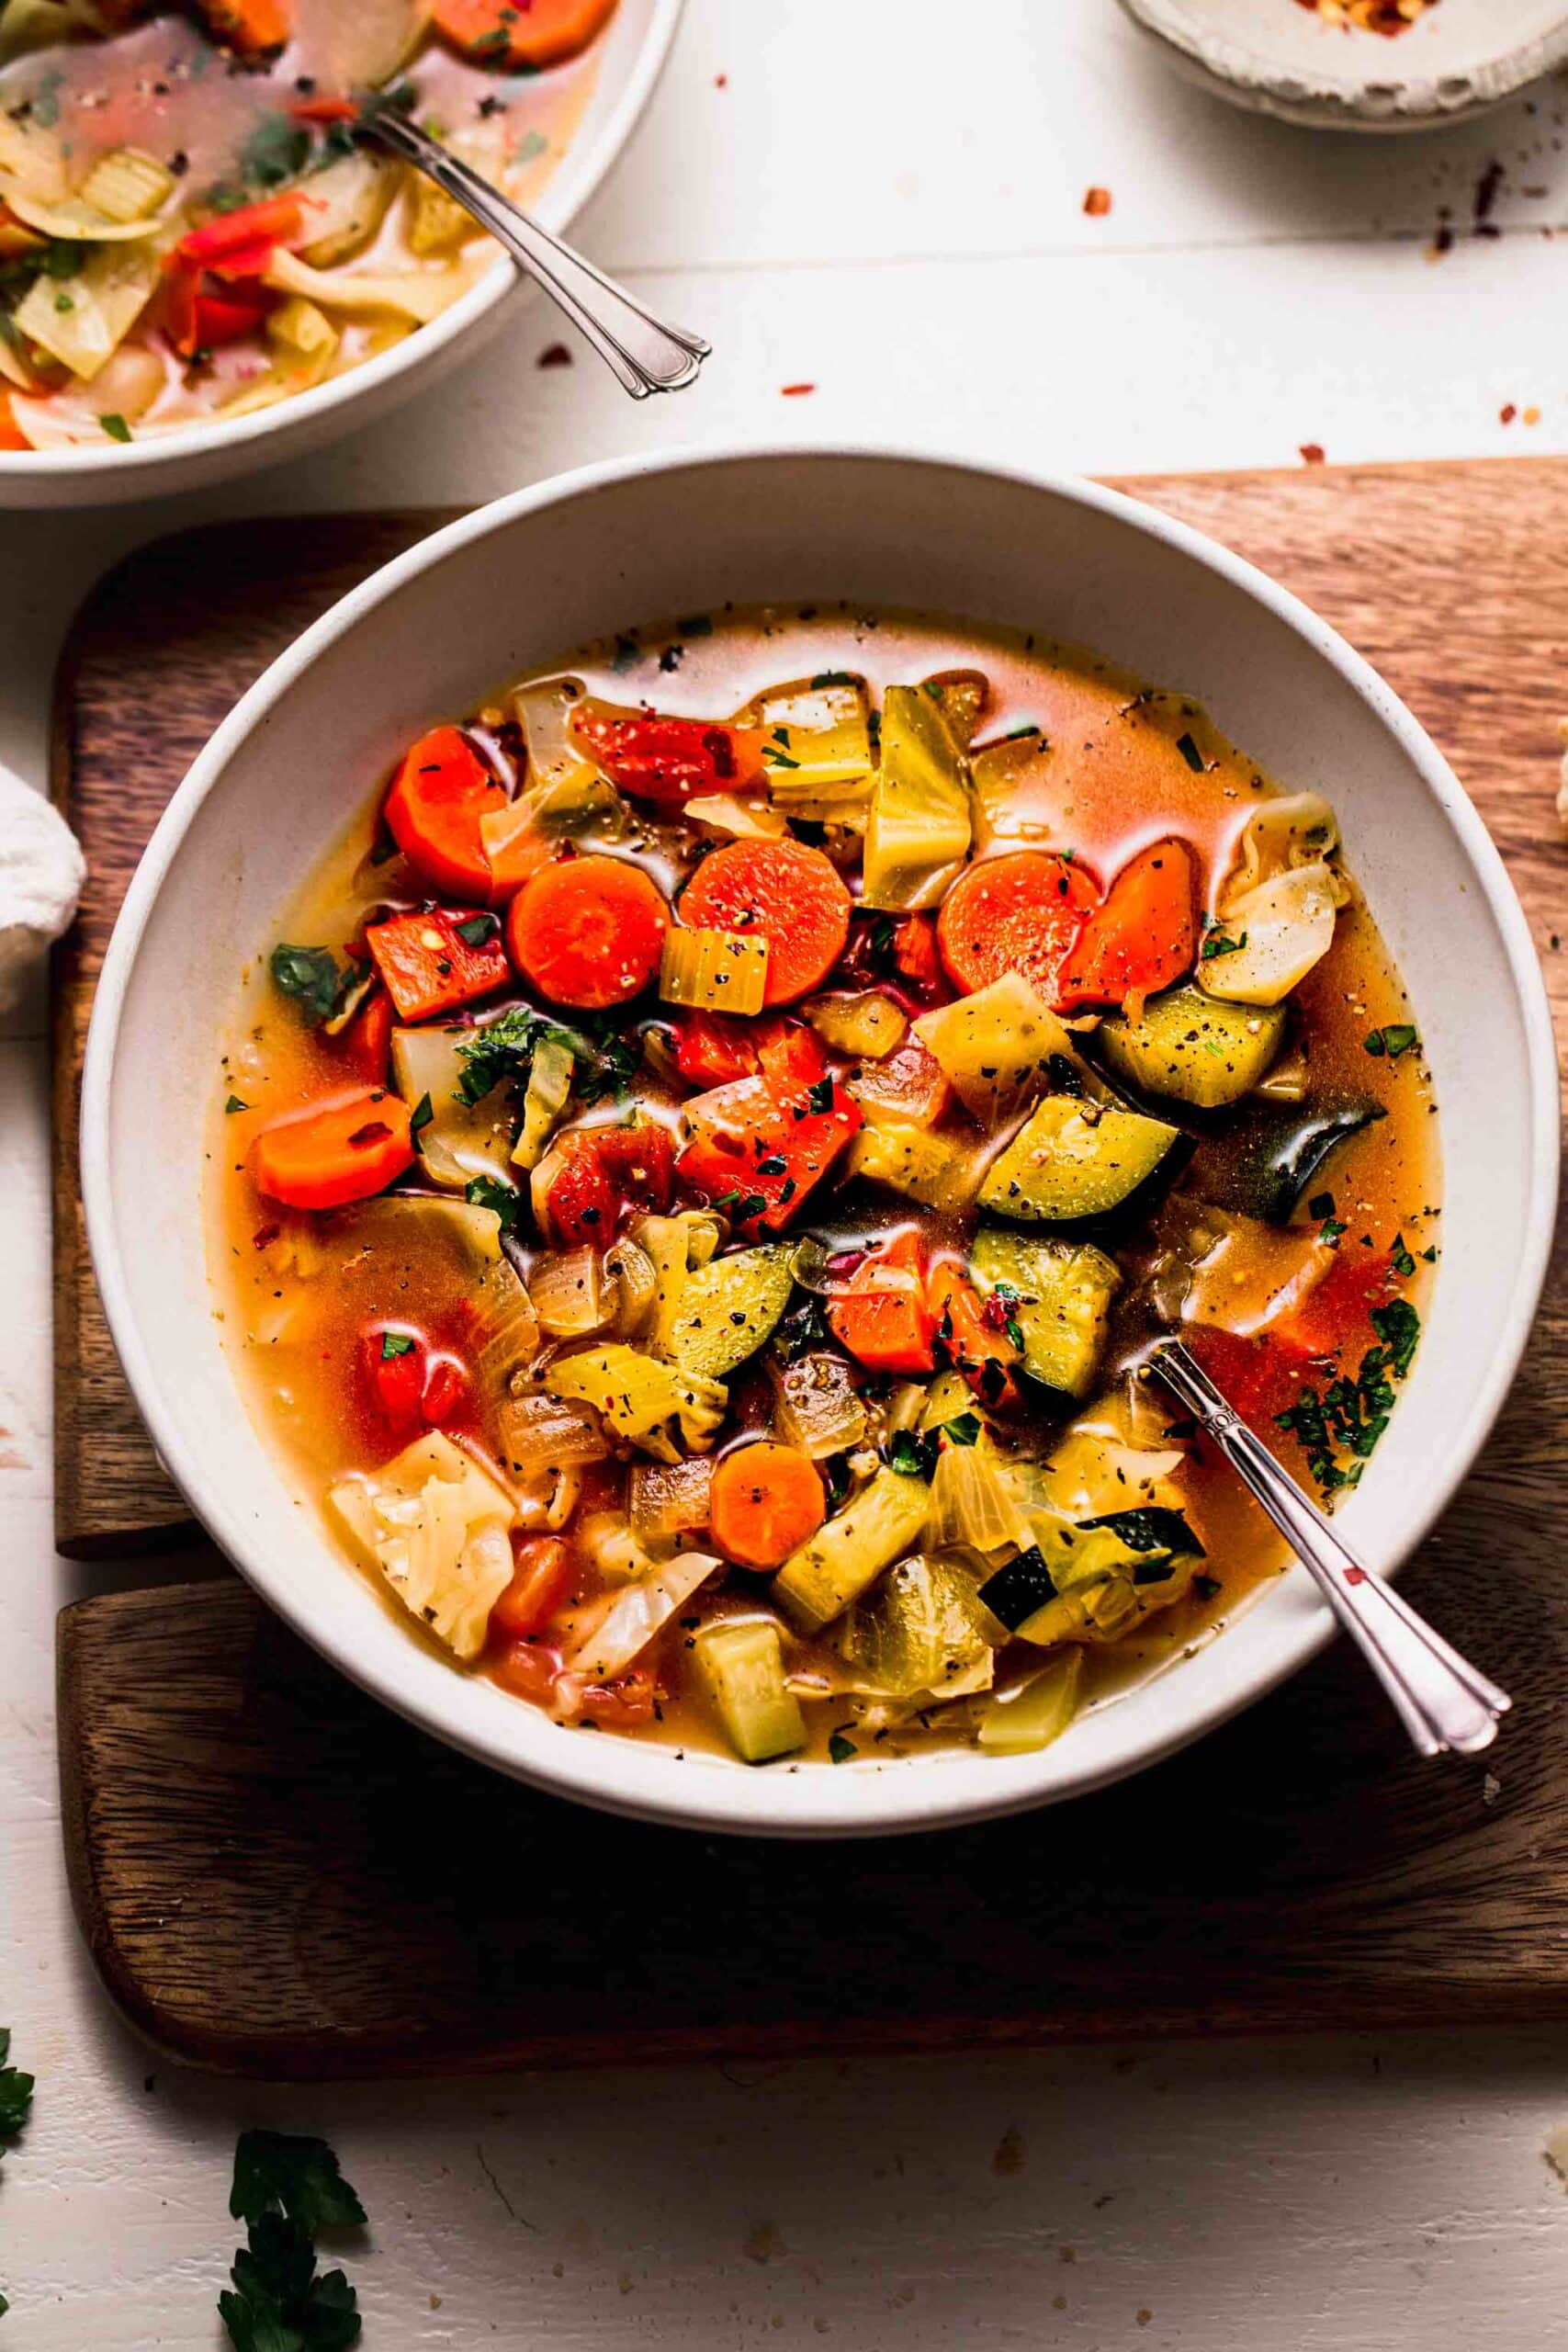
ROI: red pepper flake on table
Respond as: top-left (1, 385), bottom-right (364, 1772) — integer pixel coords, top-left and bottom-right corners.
top-left (1299, 443), bottom-right (1326, 466)
top-left (1083, 187), bottom-right (1112, 219)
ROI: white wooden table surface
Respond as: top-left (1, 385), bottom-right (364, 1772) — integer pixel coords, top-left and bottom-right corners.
top-left (5, 3), bottom-right (1568, 2342)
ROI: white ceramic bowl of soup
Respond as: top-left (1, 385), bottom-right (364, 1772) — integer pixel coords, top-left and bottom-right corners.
top-left (81, 445), bottom-right (1559, 1837)
top-left (0, 0), bottom-right (682, 510)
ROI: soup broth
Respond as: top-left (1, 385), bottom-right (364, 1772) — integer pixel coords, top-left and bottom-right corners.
top-left (210, 604), bottom-right (1438, 1768)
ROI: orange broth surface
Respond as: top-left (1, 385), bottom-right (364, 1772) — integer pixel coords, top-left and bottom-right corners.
top-left (208, 603), bottom-right (1439, 1765)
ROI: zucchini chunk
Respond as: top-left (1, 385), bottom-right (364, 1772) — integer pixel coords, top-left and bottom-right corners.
top-left (668, 1244), bottom-right (796, 1379)
top-left (773, 1465), bottom-right (931, 1633)
top-left (861, 684), bottom-right (972, 911)
top-left (1099, 986), bottom-right (1285, 1111)
top-left (836, 1556), bottom-right (998, 1700)
top-left (977, 1096), bottom-right (1178, 1222)
top-left (694, 1619), bottom-right (806, 1762)
top-left (1235, 1101), bottom-right (1382, 1224)
top-left (977, 1651), bottom-right (1085, 1753)
top-left (970, 1228), bottom-right (1121, 1398)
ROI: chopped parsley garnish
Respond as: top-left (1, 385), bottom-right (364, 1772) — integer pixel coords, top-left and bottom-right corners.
top-left (379, 1331), bottom-right (415, 1360)
top-left (942, 1411), bottom-right (982, 1447)
top-left (98, 412), bottom-right (131, 443)
top-left (828, 1733), bottom-right (857, 1764)
top-left (1200, 927), bottom-right (1247, 961)
top-left (411, 1091), bottom-right (434, 1135)
top-left (1365, 1023), bottom-right (1418, 1059)
top-left (1175, 730), bottom-right (1205, 772)
top-left (465, 1175), bottom-right (523, 1230)
top-left (1191, 1573), bottom-right (1222, 1603)
top-left (1391, 1233), bottom-right (1416, 1278)
top-left (772, 1295), bottom-right (832, 1360)
top-left (1276, 1300), bottom-right (1422, 1496)
top-left (224, 1095), bottom-right (249, 1114)
top-left (886, 1428), bottom-right (941, 1479)
top-left (241, 112), bottom-right (311, 189)
top-left (810, 670), bottom-right (857, 689)
top-left (456, 1006), bottom-right (637, 1110)
top-left (677, 612), bottom-right (714, 637)
top-left (269, 942), bottom-right (360, 1025)
top-left (1307, 1192), bottom-right (1336, 1220)
top-left (806, 1075), bottom-right (835, 1114)
top-left (220, 2129), bottom-right (367, 2352)
top-left (1320, 1217), bottom-right (1348, 1246)
top-left (453, 912), bottom-right (501, 948)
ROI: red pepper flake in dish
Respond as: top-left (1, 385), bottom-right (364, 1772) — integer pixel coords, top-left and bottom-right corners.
top-left (1299, 443), bottom-right (1326, 466)
top-left (1083, 187), bottom-right (1111, 218)
top-left (780, 382), bottom-right (816, 397)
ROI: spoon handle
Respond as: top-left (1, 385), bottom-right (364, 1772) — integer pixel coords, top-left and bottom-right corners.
top-left (1148, 1337), bottom-right (1510, 1758)
top-left (363, 109), bottom-right (710, 400)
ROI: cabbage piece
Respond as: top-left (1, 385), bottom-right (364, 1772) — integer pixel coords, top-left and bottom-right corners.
top-left (512, 1035), bottom-right (574, 1173)
top-left (566, 1551), bottom-right (721, 1680)
top-left (12, 239), bottom-right (160, 380)
top-left (547, 1343), bottom-right (728, 1462)
top-left (806, 990), bottom-right (907, 1060)
top-left (836, 1556), bottom-right (999, 1700)
top-left (682, 794), bottom-right (788, 841)
top-left (265, 246), bottom-right (469, 323)
top-left (1223, 791), bottom-right (1340, 901)
top-left (0, 176), bottom-right (166, 241)
top-left (605, 1236), bottom-right (660, 1336)
top-left (1198, 861), bottom-right (1346, 1008)
top-left (528, 1246), bottom-right (610, 1338)
top-left (929, 1435), bottom-right (1028, 1561)
top-left (862, 684), bottom-right (972, 911)
top-left (391, 1024), bottom-right (515, 1191)
top-left (328, 1431), bottom-right (515, 1660)
top-left (914, 973), bottom-right (1103, 1125)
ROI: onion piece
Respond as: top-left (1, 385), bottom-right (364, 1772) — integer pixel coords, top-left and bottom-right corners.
top-left (772, 1352), bottom-right (868, 1458)
top-left (566, 1551), bottom-right (721, 1680)
top-left (498, 1389), bottom-right (608, 1475)
top-left (529, 1245), bottom-right (609, 1338)
top-left (630, 1457), bottom-right (713, 1544)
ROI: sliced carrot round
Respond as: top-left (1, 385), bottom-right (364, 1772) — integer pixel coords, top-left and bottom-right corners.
top-left (677, 840), bottom-right (851, 1007)
top-left (710, 1442), bottom-right (826, 1570)
top-left (251, 1086), bottom-right (415, 1211)
top-left (1055, 839), bottom-right (1197, 1012)
top-left (505, 853), bottom-right (670, 1010)
top-left (433, 0), bottom-right (617, 69)
top-left (383, 725), bottom-right (507, 902)
top-left (935, 851), bottom-right (1100, 1001)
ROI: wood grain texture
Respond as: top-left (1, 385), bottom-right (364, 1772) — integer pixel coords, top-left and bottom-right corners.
top-left (50, 463), bottom-right (1568, 2076)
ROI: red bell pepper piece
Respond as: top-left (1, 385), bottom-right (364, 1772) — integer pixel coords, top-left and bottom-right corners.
top-left (536, 1120), bottom-right (675, 1246)
top-left (571, 704), bottom-right (768, 808)
top-left (365, 907), bottom-right (510, 1023)
top-left (678, 1069), bottom-right (861, 1237)
top-left (176, 194), bottom-right (304, 266)
top-left (929, 1259), bottom-right (1021, 1410)
top-left (673, 1012), bottom-right (827, 1093)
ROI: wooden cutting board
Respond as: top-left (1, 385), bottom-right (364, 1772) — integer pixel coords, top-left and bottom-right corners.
top-left (51, 465), bottom-right (1568, 2079)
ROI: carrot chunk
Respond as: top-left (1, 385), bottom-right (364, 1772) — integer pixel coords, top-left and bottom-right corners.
top-left (676, 840), bottom-right (851, 1007)
top-left (1055, 839), bottom-right (1198, 1012)
top-left (384, 726), bottom-right (508, 902)
top-left (936, 851), bottom-right (1100, 1001)
top-left (571, 704), bottom-right (769, 808)
top-left (929, 1260), bottom-right (1021, 1412)
top-left (829, 1229), bottom-right (935, 1376)
top-left (365, 907), bottom-right (510, 1022)
top-left (251, 1086), bottom-right (415, 1210)
top-left (505, 854), bottom-right (670, 1010)
top-left (191, 0), bottom-right (292, 51)
top-left (433, 0), bottom-right (618, 68)
top-left (711, 1442), bottom-right (826, 1570)
top-left (678, 1069), bottom-right (860, 1236)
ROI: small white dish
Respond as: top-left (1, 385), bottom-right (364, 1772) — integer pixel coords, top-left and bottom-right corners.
top-left (1118, 0), bottom-right (1568, 130)
top-left (0, 0), bottom-right (682, 510)
top-left (81, 444), bottom-right (1560, 1838)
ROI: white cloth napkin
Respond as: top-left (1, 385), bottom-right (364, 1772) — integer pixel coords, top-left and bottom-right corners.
top-left (0, 761), bottom-right (86, 1012)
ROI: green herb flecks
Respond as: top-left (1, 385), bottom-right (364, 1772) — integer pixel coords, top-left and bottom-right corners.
top-left (1391, 1232), bottom-right (1416, 1278)
top-left (828, 1732), bottom-right (857, 1764)
top-left (410, 1092), bottom-right (434, 1136)
top-left (942, 1411), bottom-right (982, 1447)
top-left (98, 412), bottom-right (131, 444)
top-left (220, 2129), bottom-right (367, 2352)
top-left (1364, 1023), bottom-right (1418, 1060)
top-left (224, 1095), bottom-right (250, 1115)
top-left (379, 1331), bottom-right (415, 1361)
top-left (886, 1428), bottom-right (940, 1480)
top-left (242, 112), bottom-right (311, 190)
top-left (1276, 1299), bottom-right (1422, 1498)
top-left (1175, 730), bottom-right (1205, 773)
top-left (454, 912), bottom-right (501, 948)
top-left (456, 1006), bottom-right (637, 1111)
top-left (772, 1295), bottom-right (832, 1361)
top-left (1200, 926), bottom-right (1247, 962)
top-left (465, 1174), bottom-right (524, 1231)
top-left (270, 943), bottom-right (362, 1026)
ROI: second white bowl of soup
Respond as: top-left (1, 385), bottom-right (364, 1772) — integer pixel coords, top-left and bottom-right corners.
top-left (0, 0), bottom-right (681, 505)
top-left (82, 447), bottom-right (1558, 1835)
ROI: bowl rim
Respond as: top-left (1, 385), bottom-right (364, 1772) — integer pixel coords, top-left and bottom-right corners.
top-left (80, 441), bottom-right (1562, 1838)
top-left (1116, 0), bottom-right (1568, 128)
top-left (0, 0), bottom-right (684, 491)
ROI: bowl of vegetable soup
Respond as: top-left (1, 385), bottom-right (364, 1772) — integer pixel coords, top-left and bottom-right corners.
top-left (81, 446), bottom-right (1558, 1836)
top-left (0, 0), bottom-right (682, 505)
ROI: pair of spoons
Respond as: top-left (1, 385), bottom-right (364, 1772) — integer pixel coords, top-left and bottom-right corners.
top-left (373, 101), bottom-right (1506, 1761)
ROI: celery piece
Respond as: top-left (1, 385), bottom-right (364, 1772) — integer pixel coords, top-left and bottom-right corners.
top-left (78, 147), bottom-right (175, 224)
top-left (660, 926), bottom-right (770, 1015)
top-left (694, 1620), bottom-right (806, 1762)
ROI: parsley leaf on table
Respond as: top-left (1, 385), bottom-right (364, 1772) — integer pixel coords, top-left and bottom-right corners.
top-left (0, 2030), bottom-right (36, 2324)
top-left (220, 2132), bottom-right (367, 2352)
